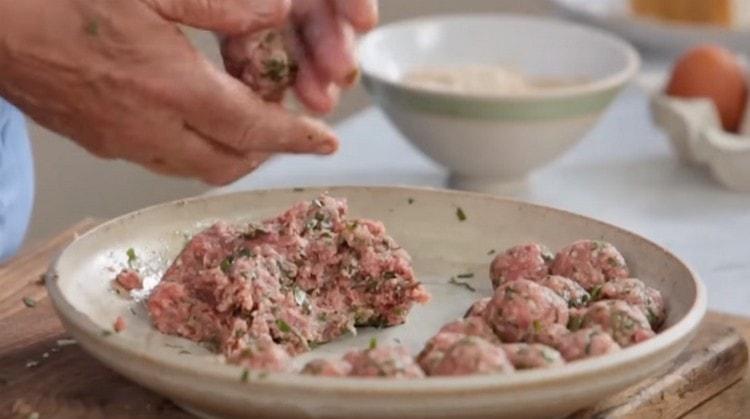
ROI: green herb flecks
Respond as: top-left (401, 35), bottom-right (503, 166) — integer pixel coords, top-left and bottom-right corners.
top-left (240, 369), bottom-right (250, 382)
top-left (567, 315), bottom-right (584, 332)
top-left (532, 320), bottom-right (543, 333)
top-left (220, 255), bottom-right (235, 274)
top-left (448, 277), bottom-right (476, 292)
top-left (101, 330), bottom-right (113, 337)
top-left (275, 319), bottom-right (292, 334)
top-left (589, 285), bottom-right (603, 301)
top-left (126, 248), bottom-right (137, 267)
top-left (407, 198), bottom-right (414, 205)
top-left (487, 249), bottom-right (496, 255)
top-left (262, 58), bottom-right (290, 82)
top-left (456, 272), bottom-right (474, 279)
top-left (456, 207), bottom-right (467, 222)
top-left (84, 20), bottom-right (99, 36)
top-left (22, 297), bottom-right (36, 308)
top-left (646, 308), bottom-right (658, 327)
top-left (369, 337), bottom-right (378, 350)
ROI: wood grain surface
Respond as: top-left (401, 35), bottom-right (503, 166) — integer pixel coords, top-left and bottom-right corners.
top-left (1, 220), bottom-right (748, 419)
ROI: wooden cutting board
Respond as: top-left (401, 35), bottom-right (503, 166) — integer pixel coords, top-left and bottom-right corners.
top-left (1, 219), bottom-right (748, 419)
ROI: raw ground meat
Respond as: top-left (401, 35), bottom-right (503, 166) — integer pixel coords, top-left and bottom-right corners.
top-left (438, 317), bottom-right (499, 343)
top-left (489, 243), bottom-right (553, 288)
top-left (148, 195), bottom-right (429, 370)
top-left (599, 278), bottom-right (667, 330)
top-left (417, 333), bottom-right (513, 376)
top-left (550, 240), bottom-right (629, 291)
top-left (581, 300), bottom-right (655, 347)
top-left (552, 327), bottom-right (621, 361)
top-left (537, 275), bottom-right (590, 308)
top-left (501, 343), bottom-right (565, 369)
top-left (301, 358), bottom-right (353, 377)
top-left (483, 279), bottom-right (569, 343)
top-left (113, 268), bottom-right (142, 292)
top-left (343, 345), bottom-right (425, 378)
top-left (113, 316), bottom-right (126, 333)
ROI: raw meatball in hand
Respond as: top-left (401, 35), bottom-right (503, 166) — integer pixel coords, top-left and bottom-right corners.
top-left (483, 279), bottom-right (569, 343)
top-left (600, 278), bottom-right (667, 330)
top-left (538, 275), bottom-right (590, 308)
top-left (418, 333), bottom-right (514, 376)
top-left (489, 243), bottom-right (553, 288)
top-left (581, 300), bottom-right (655, 347)
top-left (550, 240), bottom-right (629, 291)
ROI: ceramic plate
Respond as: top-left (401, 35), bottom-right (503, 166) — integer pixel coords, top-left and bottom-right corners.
top-left (47, 186), bottom-right (706, 419)
top-left (553, 0), bottom-right (750, 57)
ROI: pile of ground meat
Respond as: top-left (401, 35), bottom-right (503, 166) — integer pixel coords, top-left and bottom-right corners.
top-left (146, 195), bottom-right (430, 371)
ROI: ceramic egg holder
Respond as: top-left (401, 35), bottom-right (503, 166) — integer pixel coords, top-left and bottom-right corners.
top-left (651, 89), bottom-right (750, 192)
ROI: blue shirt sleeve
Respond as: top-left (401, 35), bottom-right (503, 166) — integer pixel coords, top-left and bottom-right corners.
top-left (0, 98), bottom-right (34, 263)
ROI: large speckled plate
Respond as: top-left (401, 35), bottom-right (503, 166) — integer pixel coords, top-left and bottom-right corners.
top-left (47, 186), bottom-right (706, 419)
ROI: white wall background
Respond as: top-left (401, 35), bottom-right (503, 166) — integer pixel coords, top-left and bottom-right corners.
top-left (25, 0), bottom-right (550, 243)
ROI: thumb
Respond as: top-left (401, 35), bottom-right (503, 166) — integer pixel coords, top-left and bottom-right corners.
top-left (145, 0), bottom-right (291, 34)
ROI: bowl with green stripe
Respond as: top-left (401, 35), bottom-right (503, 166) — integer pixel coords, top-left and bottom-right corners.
top-left (358, 14), bottom-right (640, 193)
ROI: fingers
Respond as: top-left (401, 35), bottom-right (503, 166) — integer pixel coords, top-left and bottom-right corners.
top-left (296, 2), bottom-right (358, 87)
top-left (287, 30), bottom-right (339, 113)
top-left (334, 0), bottom-right (379, 32)
top-left (145, 0), bottom-right (291, 34)
top-left (175, 59), bottom-right (338, 155)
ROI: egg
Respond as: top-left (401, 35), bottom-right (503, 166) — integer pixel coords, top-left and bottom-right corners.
top-left (666, 44), bottom-right (748, 133)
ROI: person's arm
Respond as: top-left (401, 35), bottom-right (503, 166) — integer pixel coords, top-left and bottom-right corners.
top-left (0, 0), bottom-right (341, 185)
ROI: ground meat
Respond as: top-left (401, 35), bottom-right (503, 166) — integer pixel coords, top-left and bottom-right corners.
top-left (550, 240), bottom-right (629, 291)
top-left (552, 327), bottom-right (622, 361)
top-left (438, 317), bottom-right (499, 343)
top-left (113, 268), bottom-right (142, 292)
top-left (599, 278), bottom-right (667, 330)
top-left (538, 275), bottom-right (590, 308)
top-left (344, 345), bottom-right (424, 378)
top-left (113, 316), bottom-right (126, 333)
top-left (226, 337), bottom-right (291, 372)
top-left (483, 279), bottom-right (569, 343)
top-left (148, 195), bottom-right (429, 369)
top-left (221, 29), bottom-right (297, 102)
top-left (301, 358), bottom-right (353, 377)
top-left (581, 300), bottom-right (655, 347)
top-left (502, 343), bottom-right (565, 369)
top-left (417, 333), bottom-right (513, 376)
top-left (464, 297), bottom-right (490, 318)
top-left (489, 243), bottom-right (553, 288)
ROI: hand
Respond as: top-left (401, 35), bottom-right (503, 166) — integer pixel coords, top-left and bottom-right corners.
top-left (0, 0), bottom-right (338, 185)
top-left (222, 0), bottom-right (378, 113)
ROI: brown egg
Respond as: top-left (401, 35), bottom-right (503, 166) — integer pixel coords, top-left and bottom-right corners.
top-left (666, 44), bottom-right (748, 132)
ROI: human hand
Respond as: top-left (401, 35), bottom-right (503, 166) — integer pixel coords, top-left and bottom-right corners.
top-left (221, 0), bottom-right (378, 113)
top-left (0, 0), bottom-right (338, 185)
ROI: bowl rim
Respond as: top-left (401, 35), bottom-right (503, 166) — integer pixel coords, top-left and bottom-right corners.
top-left (47, 185), bottom-right (706, 396)
top-left (357, 13), bottom-right (641, 103)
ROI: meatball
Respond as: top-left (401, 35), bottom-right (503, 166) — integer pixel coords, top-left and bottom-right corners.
top-left (600, 278), bottom-right (667, 330)
top-left (553, 327), bottom-right (621, 361)
top-left (502, 343), bottom-right (565, 369)
top-left (489, 243), bottom-right (553, 288)
top-left (550, 240), bottom-right (629, 291)
top-left (418, 333), bottom-right (513, 376)
top-left (343, 345), bottom-right (424, 378)
top-left (464, 297), bottom-right (490, 318)
top-left (228, 337), bottom-right (291, 372)
top-left (538, 275), bottom-right (590, 308)
top-left (439, 317), bottom-right (499, 343)
top-left (582, 300), bottom-right (655, 347)
top-left (483, 279), bottom-right (569, 343)
top-left (301, 359), bottom-right (353, 377)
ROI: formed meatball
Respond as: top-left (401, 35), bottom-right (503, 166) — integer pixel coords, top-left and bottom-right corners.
top-left (582, 300), bottom-right (655, 347)
top-left (301, 358), bottom-right (353, 377)
top-left (489, 243), bottom-right (553, 288)
top-left (439, 317), bottom-right (499, 343)
top-left (464, 297), bottom-right (491, 318)
top-left (344, 345), bottom-right (424, 378)
top-left (418, 333), bottom-right (513, 376)
top-left (552, 327), bottom-right (621, 361)
top-left (550, 240), bottom-right (629, 291)
top-left (538, 275), bottom-right (590, 308)
top-left (483, 279), bottom-right (569, 343)
top-left (600, 278), bottom-right (667, 330)
top-left (502, 343), bottom-right (565, 369)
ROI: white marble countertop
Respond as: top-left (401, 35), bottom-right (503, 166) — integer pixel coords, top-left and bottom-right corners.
top-left (219, 86), bottom-right (750, 316)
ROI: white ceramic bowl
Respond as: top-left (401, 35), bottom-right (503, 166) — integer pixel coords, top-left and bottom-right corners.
top-left (358, 15), bottom-right (640, 194)
top-left (47, 186), bottom-right (705, 419)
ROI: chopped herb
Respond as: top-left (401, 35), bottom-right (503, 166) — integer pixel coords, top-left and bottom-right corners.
top-left (126, 248), bottom-right (137, 267)
top-left (292, 187), bottom-right (305, 192)
top-left (456, 272), bottom-right (474, 279)
top-left (448, 277), bottom-right (476, 292)
top-left (101, 330), bottom-right (113, 337)
top-left (383, 271), bottom-right (397, 280)
top-left (567, 316), bottom-right (583, 331)
top-left (22, 297), bottom-right (36, 308)
top-left (607, 257), bottom-right (622, 267)
top-left (178, 350), bottom-right (191, 355)
top-left (589, 285), bottom-right (603, 301)
top-left (456, 207), bottom-right (467, 221)
top-left (532, 320), bottom-right (543, 333)
top-left (369, 337), bottom-right (378, 350)
top-left (258, 372), bottom-right (269, 379)
top-left (407, 198), bottom-right (414, 205)
top-left (487, 249), bottom-right (496, 255)
top-left (220, 256), bottom-right (234, 274)
top-left (275, 319), bottom-right (292, 333)
top-left (240, 369), bottom-right (250, 382)
top-left (580, 294), bottom-right (590, 305)
top-left (262, 58), bottom-right (290, 82)
top-left (646, 308), bottom-right (658, 326)
top-left (238, 248), bottom-right (253, 259)
top-left (584, 334), bottom-right (595, 355)
top-left (393, 337), bottom-right (402, 344)
top-left (129, 307), bottom-right (137, 316)
top-left (84, 20), bottom-right (99, 36)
